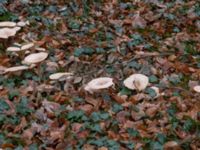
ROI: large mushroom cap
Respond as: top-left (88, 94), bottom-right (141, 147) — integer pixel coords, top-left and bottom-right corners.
top-left (0, 27), bottom-right (21, 39)
top-left (0, 21), bottom-right (16, 27)
top-left (84, 77), bottom-right (114, 92)
top-left (49, 72), bottom-right (73, 80)
top-left (4, 65), bottom-right (29, 73)
top-left (123, 74), bottom-right (149, 91)
top-left (23, 52), bottom-right (48, 64)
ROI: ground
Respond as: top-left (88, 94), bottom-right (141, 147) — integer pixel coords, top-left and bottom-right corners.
top-left (0, 0), bottom-right (200, 150)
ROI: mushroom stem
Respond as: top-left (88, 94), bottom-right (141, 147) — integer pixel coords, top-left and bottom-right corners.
top-left (38, 63), bottom-right (43, 82)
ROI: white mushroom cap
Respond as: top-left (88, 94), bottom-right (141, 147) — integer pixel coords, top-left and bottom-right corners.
top-left (49, 72), bottom-right (73, 80)
top-left (23, 52), bottom-right (48, 64)
top-left (35, 47), bottom-right (46, 51)
top-left (6, 47), bottom-right (21, 52)
top-left (0, 21), bottom-right (16, 27)
top-left (4, 65), bottom-right (29, 73)
top-left (123, 74), bottom-right (149, 91)
top-left (193, 85), bottom-right (200, 93)
top-left (84, 77), bottom-right (114, 93)
top-left (21, 43), bottom-right (34, 50)
top-left (17, 21), bottom-right (26, 27)
top-left (0, 27), bottom-right (21, 39)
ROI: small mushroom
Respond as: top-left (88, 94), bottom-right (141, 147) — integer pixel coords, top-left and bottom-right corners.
top-left (0, 21), bottom-right (16, 27)
top-left (193, 85), bottom-right (200, 93)
top-left (6, 43), bottom-right (34, 58)
top-left (49, 72), bottom-right (73, 80)
top-left (84, 77), bottom-right (114, 93)
top-left (3, 65), bottom-right (29, 76)
top-left (49, 72), bottom-right (73, 91)
top-left (6, 46), bottom-right (21, 52)
top-left (17, 21), bottom-right (26, 27)
top-left (21, 42), bottom-right (34, 50)
top-left (23, 52), bottom-right (48, 65)
top-left (35, 47), bottom-right (46, 52)
top-left (4, 65), bottom-right (29, 73)
top-left (123, 74), bottom-right (149, 91)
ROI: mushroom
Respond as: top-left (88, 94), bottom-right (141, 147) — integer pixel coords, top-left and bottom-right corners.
top-left (23, 52), bottom-right (48, 65)
top-left (193, 85), bottom-right (200, 93)
top-left (49, 72), bottom-right (73, 80)
top-left (123, 74), bottom-right (149, 91)
top-left (4, 65), bottom-right (29, 73)
top-left (3, 65), bottom-right (29, 76)
top-left (84, 77), bottom-right (114, 93)
top-left (35, 47), bottom-right (46, 52)
top-left (17, 21), bottom-right (26, 27)
top-left (0, 27), bottom-right (21, 39)
top-left (6, 43), bottom-right (34, 58)
top-left (22, 52), bottom-right (48, 79)
top-left (21, 42), bottom-right (34, 50)
top-left (6, 46), bottom-right (21, 52)
top-left (0, 21), bottom-right (16, 27)
top-left (49, 72), bottom-right (74, 91)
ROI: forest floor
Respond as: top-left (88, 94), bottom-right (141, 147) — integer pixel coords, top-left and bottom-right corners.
top-left (0, 0), bottom-right (200, 150)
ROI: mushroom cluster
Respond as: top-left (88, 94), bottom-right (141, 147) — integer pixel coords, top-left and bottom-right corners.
top-left (0, 21), bottom-right (28, 39)
top-left (6, 42), bottom-right (34, 52)
top-left (83, 73), bottom-right (160, 98)
top-left (1, 25), bottom-right (48, 75)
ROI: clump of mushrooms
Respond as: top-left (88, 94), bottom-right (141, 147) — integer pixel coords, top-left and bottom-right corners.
top-left (0, 20), bottom-right (28, 47)
top-left (84, 77), bottom-right (114, 94)
top-left (123, 74), bottom-right (149, 91)
top-left (7, 42), bottom-right (34, 52)
top-left (6, 42), bottom-right (35, 58)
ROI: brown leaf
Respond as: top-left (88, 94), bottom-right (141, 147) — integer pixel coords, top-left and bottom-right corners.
top-left (2, 143), bottom-right (15, 149)
top-left (14, 117), bottom-right (27, 133)
top-left (72, 123), bottom-right (83, 133)
top-left (145, 106), bottom-right (159, 117)
top-left (0, 56), bottom-right (10, 66)
top-left (78, 104), bottom-right (93, 114)
top-left (85, 97), bottom-right (101, 108)
top-left (163, 141), bottom-right (180, 150)
top-left (83, 144), bottom-right (95, 150)
top-left (111, 93), bottom-right (126, 104)
top-left (98, 147), bottom-right (108, 150)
